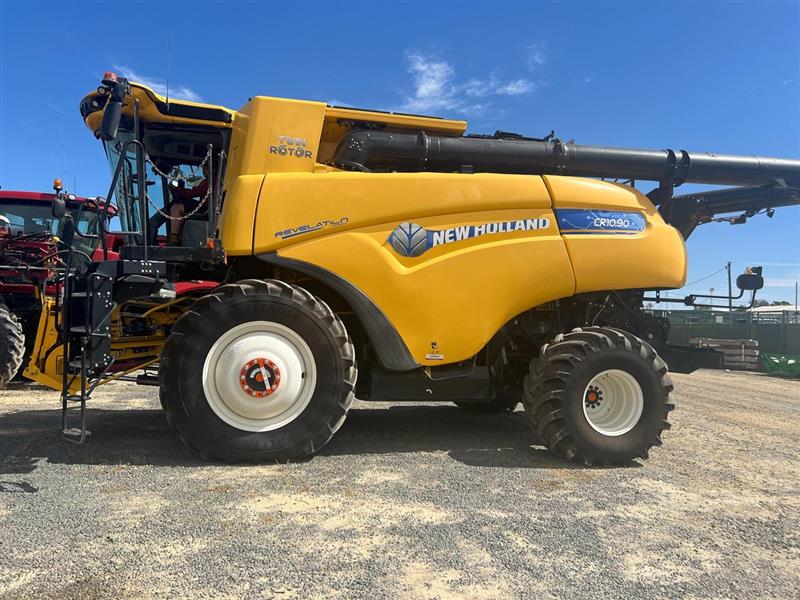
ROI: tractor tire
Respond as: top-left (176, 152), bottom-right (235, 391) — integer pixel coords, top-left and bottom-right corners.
top-left (523, 327), bottom-right (674, 465)
top-left (159, 279), bottom-right (357, 462)
top-left (0, 301), bottom-right (25, 389)
top-left (12, 314), bottom-right (38, 382)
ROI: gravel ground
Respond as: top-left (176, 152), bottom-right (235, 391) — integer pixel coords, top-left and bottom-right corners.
top-left (1, 369), bottom-right (798, 599)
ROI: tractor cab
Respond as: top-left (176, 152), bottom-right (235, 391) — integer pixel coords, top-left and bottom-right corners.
top-left (0, 188), bottom-right (110, 263)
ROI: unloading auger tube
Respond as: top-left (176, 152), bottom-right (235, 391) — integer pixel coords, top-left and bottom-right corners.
top-left (332, 129), bottom-right (800, 186)
top-left (331, 130), bottom-right (800, 237)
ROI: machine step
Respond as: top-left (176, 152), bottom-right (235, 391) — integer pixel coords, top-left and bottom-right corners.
top-left (69, 325), bottom-right (110, 337)
top-left (62, 427), bottom-right (91, 443)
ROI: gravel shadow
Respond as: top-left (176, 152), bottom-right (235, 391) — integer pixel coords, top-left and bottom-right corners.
top-left (0, 403), bottom-right (639, 474)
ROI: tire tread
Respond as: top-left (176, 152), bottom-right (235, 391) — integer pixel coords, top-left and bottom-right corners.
top-left (160, 280), bottom-right (357, 462)
top-left (0, 300), bottom-right (25, 388)
top-left (522, 326), bottom-right (674, 465)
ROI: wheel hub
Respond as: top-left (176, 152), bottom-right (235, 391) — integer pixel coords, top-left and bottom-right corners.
top-left (582, 369), bottom-right (644, 437)
top-left (202, 321), bottom-right (317, 432)
top-left (239, 358), bottom-right (281, 398)
top-left (584, 385), bottom-right (604, 409)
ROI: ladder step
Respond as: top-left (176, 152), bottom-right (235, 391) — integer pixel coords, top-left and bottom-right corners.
top-left (63, 428), bottom-right (91, 443)
top-left (67, 361), bottom-right (107, 375)
top-left (69, 326), bottom-right (110, 337)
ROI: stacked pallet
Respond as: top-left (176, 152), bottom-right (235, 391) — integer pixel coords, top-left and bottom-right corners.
top-left (689, 338), bottom-right (760, 371)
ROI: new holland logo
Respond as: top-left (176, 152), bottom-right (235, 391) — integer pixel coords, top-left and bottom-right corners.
top-left (388, 218), bottom-right (551, 258)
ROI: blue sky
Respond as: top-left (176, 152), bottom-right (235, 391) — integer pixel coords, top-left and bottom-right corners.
top-left (1, 1), bottom-right (798, 302)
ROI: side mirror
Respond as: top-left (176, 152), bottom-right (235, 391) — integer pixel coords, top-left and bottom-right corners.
top-left (52, 196), bottom-right (66, 219)
top-left (98, 74), bottom-right (130, 141)
top-left (737, 273), bottom-right (764, 291)
top-left (99, 99), bottom-right (123, 141)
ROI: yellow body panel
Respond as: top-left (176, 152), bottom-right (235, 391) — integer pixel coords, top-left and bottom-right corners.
top-left (23, 296), bottom-right (71, 391)
top-left (251, 172), bottom-right (553, 254)
top-left (227, 171), bottom-right (688, 365)
top-left (249, 172), bottom-right (567, 365)
top-left (218, 175), bottom-right (264, 254)
top-left (283, 212), bottom-right (573, 365)
top-left (227, 97), bottom-right (326, 177)
top-left (543, 176), bottom-right (688, 292)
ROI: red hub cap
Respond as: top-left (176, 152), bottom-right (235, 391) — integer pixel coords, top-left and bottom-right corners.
top-left (239, 358), bottom-right (281, 398)
top-left (584, 385), bottom-right (603, 408)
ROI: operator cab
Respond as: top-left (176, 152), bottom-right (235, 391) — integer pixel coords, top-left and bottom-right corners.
top-left (81, 73), bottom-right (232, 262)
top-left (101, 122), bottom-right (228, 251)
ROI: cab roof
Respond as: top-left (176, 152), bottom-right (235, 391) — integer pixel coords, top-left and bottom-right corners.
top-left (81, 77), bottom-right (467, 137)
top-left (0, 190), bottom-right (115, 214)
top-left (1, 190), bottom-right (85, 202)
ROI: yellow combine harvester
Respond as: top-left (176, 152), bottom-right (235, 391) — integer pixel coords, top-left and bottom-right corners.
top-left (23, 72), bottom-right (800, 464)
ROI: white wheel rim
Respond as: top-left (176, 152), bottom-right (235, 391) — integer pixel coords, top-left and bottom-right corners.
top-left (202, 321), bottom-right (317, 432)
top-left (582, 369), bottom-right (644, 437)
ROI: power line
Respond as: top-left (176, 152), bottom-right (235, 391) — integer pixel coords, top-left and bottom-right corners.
top-left (684, 265), bottom-right (727, 288)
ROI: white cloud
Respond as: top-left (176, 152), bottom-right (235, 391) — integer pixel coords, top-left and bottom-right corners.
top-left (111, 65), bottom-right (202, 102)
top-left (463, 76), bottom-right (535, 98)
top-left (525, 42), bottom-right (547, 70)
top-left (765, 277), bottom-right (800, 288)
top-left (496, 78), bottom-right (535, 95)
top-left (402, 53), bottom-right (460, 112)
top-left (399, 52), bottom-right (536, 115)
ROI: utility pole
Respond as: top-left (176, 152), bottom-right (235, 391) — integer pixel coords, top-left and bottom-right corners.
top-left (727, 261), bottom-right (732, 326)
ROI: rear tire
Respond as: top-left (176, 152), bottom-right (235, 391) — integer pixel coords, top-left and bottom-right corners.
top-left (159, 280), bottom-right (357, 462)
top-left (523, 327), bottom-right (674, 465)
top-left (0, 301), bottom-right (25, 389)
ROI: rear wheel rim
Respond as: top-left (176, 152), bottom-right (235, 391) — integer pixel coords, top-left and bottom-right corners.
top-left (582, 369), bottom-right (644, 437)
top-left (202, 321), bottom-right (317, 432)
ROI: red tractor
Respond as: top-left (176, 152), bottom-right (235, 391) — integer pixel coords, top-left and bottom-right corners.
top-left (0, 185), bottom-right (111, 387)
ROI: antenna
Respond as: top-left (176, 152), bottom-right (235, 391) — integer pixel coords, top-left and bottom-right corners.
top-left (58, 122), bottom-right (68, 190)
top-left (166, 34), bottom-right (171, 106)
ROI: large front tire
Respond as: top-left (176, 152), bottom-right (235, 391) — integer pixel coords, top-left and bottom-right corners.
top-left (0, 301), bottom-right (25, 389)
top-left (159, 280), bottom-right (357, 462)
top-left (523, 327), bottom-right (674, 465)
